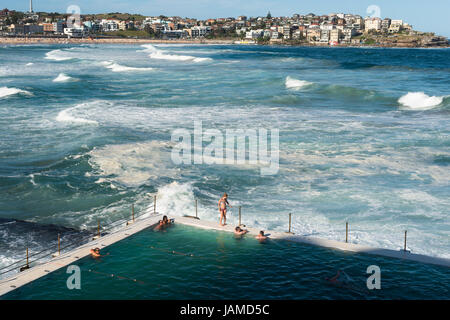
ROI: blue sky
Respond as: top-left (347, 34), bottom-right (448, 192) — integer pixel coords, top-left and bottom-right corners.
top-left (4, 0), bottom-right (450, 37)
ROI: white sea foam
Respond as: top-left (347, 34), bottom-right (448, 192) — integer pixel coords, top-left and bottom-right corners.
top-left (0, 87), bottom-right (31, 98)
top-left (53, 73), bottom-right (76, 82)
top-left (101, 61), bottom-right (154, 72)
top-left (398, 92), bottom-right (445, 110)
top-left (142, 44), bottom-right (212, 63)
top-left (45, 49), bottom-right (74, 61)
top-left (88, 141), bottom-right (179, 187)
top-left (285, 76), bottom-right (313, 90)
top-left (25, 62), bottom-right (34, 66)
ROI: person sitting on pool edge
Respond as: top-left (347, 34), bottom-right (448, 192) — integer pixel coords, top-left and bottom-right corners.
top-left (234, 226), bottom-right (248, 236)
top-left (256, 230), bottom-right (268, 240)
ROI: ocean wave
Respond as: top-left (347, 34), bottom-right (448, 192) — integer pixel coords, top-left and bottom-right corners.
top-left (101, 61), bottom-right (154, 72)
top-left (53, 73), bottom-right (77, 82)
top-left (285, 76), bottom-right (313, 90)
top-left (45, 49), bottom-right (74, 61)
top-left (398, 92), bottom-right (446, 110)
top-left (56, 103), bottom-right (99, 125)
top-left (315, 83), bottom-right (390, 103)
top-left (142, 44), bottom-right (212, 63)
top-left (0, 87), bottom-right (31, 98)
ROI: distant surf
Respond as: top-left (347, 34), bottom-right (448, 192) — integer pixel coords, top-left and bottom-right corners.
top-left (101, 61), bottom-right (154, 72)
top-left (56, 104), bottom-right (99, 125)
top-left (142, 44), bottom-right (212, 63)
top-left (0, 87), bottom-right (31, 98)
top-left (398, 92), bottom-right (446, 110)
top-left (285, 76), bottom-right (313, 90)
top-left (53, 73), bottom-right (77, 82)
top-left (45, 49), bottom-right (74, 61)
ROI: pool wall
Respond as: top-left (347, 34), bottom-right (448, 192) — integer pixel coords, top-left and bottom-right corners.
top-left (175, 216), bottom-right (450, 268)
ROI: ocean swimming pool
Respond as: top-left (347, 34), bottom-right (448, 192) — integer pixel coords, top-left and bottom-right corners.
top-left (2, 224), bottom-right (449, 300)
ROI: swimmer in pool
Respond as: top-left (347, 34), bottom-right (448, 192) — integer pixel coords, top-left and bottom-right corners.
top-left (162, 215), bottom-right (174, 225)
top-left (218, 193), bottom-right (231, 226)
top-left (90, 247), bottom-right (108, 258)
top-left (234, 226), bottom-right (248, 236)
top-left (154, 219), bottom-right (165, 231)
top-left (256, 230), bottom-right (268, 241)
top-left (326, 269), bottom-right (351, 286)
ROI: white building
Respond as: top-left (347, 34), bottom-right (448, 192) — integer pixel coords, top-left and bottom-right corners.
top-left (342, 28), bottom-right (358, 43)
top-left (100, 19), bottom-right (119, 32)
top-left (365, 17), bottom-right (381, 32)
top-left (191, 26), bottom-right (211, 38)
top-left (389, 19), bottom-right (403, 33)
top-left (63, 27), bottom-right (84, 38)
top-left (245, 29), bottom-right (264, 39)
top-left (329, 29), bottom-right (342, 43)
top-left (320, 29), bottom-right (330, 42)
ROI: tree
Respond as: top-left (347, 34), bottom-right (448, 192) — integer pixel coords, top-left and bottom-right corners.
top-left (10, 11), bottom-right (24, 24)
top-left (266, 11), bottom-right (272, 19)
top-left (144, 24), bottom-right (155, 38)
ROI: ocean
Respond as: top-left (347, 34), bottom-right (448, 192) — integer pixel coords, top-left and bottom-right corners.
top-left (0, 43), bottom-right (449, 270)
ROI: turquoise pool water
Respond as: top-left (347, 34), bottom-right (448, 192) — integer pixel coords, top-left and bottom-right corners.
top-left (2, 224), bottom-right (449, 300)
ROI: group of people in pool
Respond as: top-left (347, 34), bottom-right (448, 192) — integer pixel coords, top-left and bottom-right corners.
top-left (220, 193), bottom-right (268, 241)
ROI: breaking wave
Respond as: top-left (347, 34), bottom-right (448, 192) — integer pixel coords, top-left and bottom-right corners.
top-left (142, 44), bottom-right (212, 63)
top-left (398, 92), bottom-right (446, 110)
top-left (101, 61), bottom-right (154, 72)
top-left (56, 103), bottom-right (99, 125)
top-left (0, 87), bottom-right (31, 98)
top-left (53, 73), bottom-right (77, 82)
top-left (285, 76), bottom-right (313, 90)
top-left (45, 49), bottom-right (74, 61)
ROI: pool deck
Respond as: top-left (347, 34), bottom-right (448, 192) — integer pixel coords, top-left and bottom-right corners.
top-left (175, 215), bottom-right (450, 268)
top-left (0, 214), bottom-right (162, 297)
top-left (1, 212), bottom-right (449, 297)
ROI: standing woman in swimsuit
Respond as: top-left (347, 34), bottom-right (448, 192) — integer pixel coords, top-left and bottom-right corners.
top-left (218, 193), bottom-right (232, 226)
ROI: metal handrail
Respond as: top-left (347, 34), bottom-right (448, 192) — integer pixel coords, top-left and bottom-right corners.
top-left (0, 201), bottom-right (154, 278)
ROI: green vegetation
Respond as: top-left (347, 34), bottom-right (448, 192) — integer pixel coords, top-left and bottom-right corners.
top-left (364, 38), bottom-right (376, 45)
top-left (84, 13), bottom-right (145, 21)
top-left (205, 28), bottom-right (238, 40)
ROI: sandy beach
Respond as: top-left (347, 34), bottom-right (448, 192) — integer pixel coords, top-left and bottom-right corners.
top-left (0, 36), bottom-right (236, 45)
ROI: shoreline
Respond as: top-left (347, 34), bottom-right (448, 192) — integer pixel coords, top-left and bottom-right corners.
top-left (1, 36), bottom-right (448, 48)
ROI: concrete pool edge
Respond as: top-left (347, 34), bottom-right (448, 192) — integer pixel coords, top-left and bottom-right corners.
top-left (174, 216), bottom-right (450, 268)
top-left (0, 214), bottom-right (162, 297)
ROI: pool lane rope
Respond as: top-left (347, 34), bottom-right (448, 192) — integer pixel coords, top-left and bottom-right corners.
top-left (88, 269), bottom-right (147, 285)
